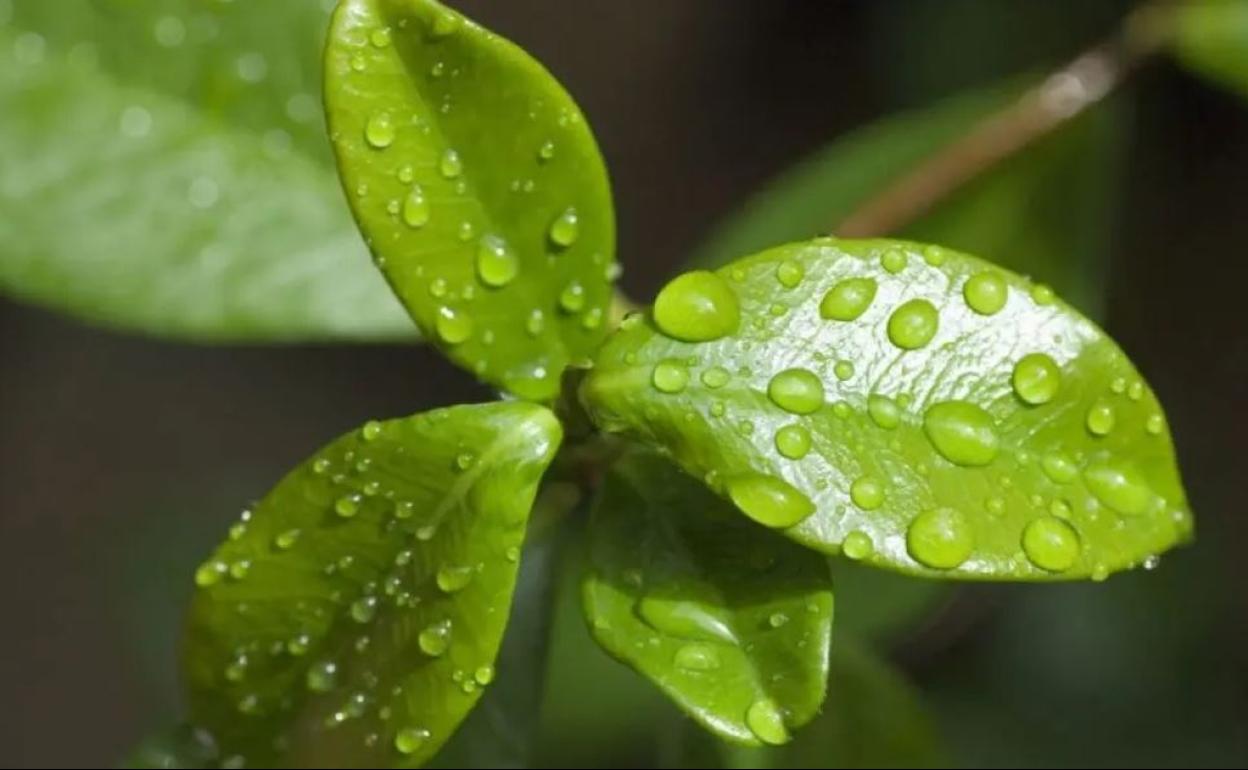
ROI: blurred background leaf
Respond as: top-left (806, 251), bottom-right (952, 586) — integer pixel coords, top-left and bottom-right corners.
top-left (0, 0), bottom-right (415, 341)
top-left (1171, 0), bottom-right (1248, 101)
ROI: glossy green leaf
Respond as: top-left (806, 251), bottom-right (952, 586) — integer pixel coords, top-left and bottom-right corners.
top-left (581, 238), bottom-right (1193, 580)
top-left (1172, 0), bottom-right (1248, 101)
top-left (183, 402), bottom-right (562, 768)
top-left (0, 0), bottom-right (414, 341)
top-left (583, 449), bottom-right (833, 746)
top-left (692, 639), bottom-right (944, 769)
top-left (689, 83), bottom-right (1123, 317)
top-left (325, 0), bottom-right (617, 400)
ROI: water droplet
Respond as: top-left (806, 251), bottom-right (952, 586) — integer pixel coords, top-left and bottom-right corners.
top-left (1022, 516), bottom-right (1080, 572)
top-left (923, 401), bottom-right (999, 467)
top-left (1031, 284), bottom-right (1056, 305)
top-left (435, 306), bottom-right (473, 345)
top-left (361, 421), bottom-right (384, 442)
top-left (1041, 452), bottom-right (1078, 484)
top-left (236, 52), bottom-right (268, 84)
top-left (653, 271), bottom-right (740, 342)
top-left (727, 474), bottom-right (815, 528)
top-left (833, 360), bottom-right (855, 381)
top-left (842, 530), bottom-right (874, 560)
top-left (1145, 413), bottom-right (1164, 435)
top-left (370, 27), bottom-right (392, 48)
top-left (881, 248), bottom-right (908, 274)
top-left (350, 596), bottom-right (378, 623)
top-left (237, 693), bottom-right (261, 715)
top-left (505, 545), bottom-right (520, 562)
top-left (431, 8), bottom-right (461, 37)
top-left (850, 475), bottom-right (884, 510)
top-left (776, 260), bottom-right (804, 288)
top-left (768, 612), bottom-right (789, 628)
top-left (1050, 498), bottom-right (1072, 518)
top-left (455, 452), bottom-right (476, 471)
top-left (429, 277), bottom-right (448, 298)
top-left (1085, 401), bottom-right (1115, 436)
top-left (638, 591), bottom-right (736, 644)
top-left (365, 113), bottom-right (395, 149)
top-left (674, 643), bottom-right (721, 671)
top-left (273, 529), bottom-right (301, 550)
top-left (439, 149), bottom-right (463, 178)
top-left (819, 277), bottom-right (877, 321)
top-left (229, 560), bottom-right (251, 580)
top-left (559, 281), bottom-right (586, 312)
top-left (1012, 353), bottom-right (1061, 405)
top-left (923, 245), bottom-right (948, 266)
top-left (768, 369), bottom-right (824, 415)
top-left (1091, 564), bottom-right (1110, 582)
top-left (524, 308), bottom-right (545, 337)
top-left (746, 698), bottom-right (788, 746)
top-left (652, 360), bottom-right (690, 394)
top-left (313, 458), bottom-right (331, 476)
top-left (701, 366), bottom-right (730, 389)
top-left (907, 508), bottom-right (974, 570)
top-left (887, 299), bottom-right (939, 350)
top-left (402, 186), bottom-right (430, 228)
top-left (436, 565), bottom-right (473, 593)
top-left (775, 424), bottom-right (812, 460)
top-left (963, 271), bottom-right (1008, 315)
top-left (867, 394), bottom-right (901, 429)
top-left (419, 620), bottom-right (452, 656)
top-left (428, 61), bottom-right (446, 78)
top-left (394, 727), bottom-right (430, 755)
top-left (1127, 381), bottom-right (1144, 401)
top-left (471, 234), bottom-right (519, 288)
top-left (986, 496), bottom-right (1006, 515)
top-left (306, 661), bottom-right (338, 692)
top-left (286, 634), bottom-right (311, 656)
top-left (548, 208), bottom-right (579, 247)
top-left (335, 494), bottom-right (361, 518)
top-left (581, 307), bottom-right (604, 330)
top-left (1083, 461), bottom-right (1152, 515)
top-left (457, 221), bottom-right (475, 242)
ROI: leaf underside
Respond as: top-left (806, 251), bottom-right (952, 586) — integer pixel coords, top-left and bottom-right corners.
top-left (582, 238), bottom-right (1193, 581)
top-left (0, 0), bottom-right (414, 341)
top-left (184, 402), bottom-right (561, 768)
top-left (326, 0), bottom-right (618, 401)
top-left (583, 449), bottom-right (833, 746)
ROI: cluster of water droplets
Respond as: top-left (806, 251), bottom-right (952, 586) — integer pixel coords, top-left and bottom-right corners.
top-left (192, 411), bottom-right (523, 757)
top-left (634, 245), bottom-right (1174, 575)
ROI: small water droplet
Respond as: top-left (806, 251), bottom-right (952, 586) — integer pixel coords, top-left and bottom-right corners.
top-left (350, 596), bottom-right (378, 623)
top-left (335, 494), bottom-right (361, 518)
top-left (1012, 353), bottom-right (1061, 405)
top-left (439, 148), bottom-right (463, 178)
top-left (431, 8), bottom-right (461, 37)
top-left (768, 369), bottom-right (824, 415)
top-left (394, 727), bottom-right (430, 755)
top-left (776, 260), bottom-right (805, 288)
top-left (435, 306), bottom-right (473, 344)
top-left (842, 530), bottom-right (874, 560)
top-left (775, 424), bottom-right (812, 460)
top-left (1030, 284), bottom-right (1056, 305)
top-left (402, 185), bottom-right (430, 228)
top-left (881, 248), bottom-right (908, 274)
top-left (436, 565), bottom-right (473, 593)
top-left (1022, 516), bottom-right (1080, 572)
top-left (820, 277), bottom-right (876, 321)
top-left (1127, 381), bottom-right (1144, 401)
top-left (1086, 401), bottom-right (1116, 436)
top-left (525, 309), bottom-right (545, 337)
top-left (537, 140), bottom-right (556, 162)
top-left (867, 394), bottom-right (901, 429)
top-left (1145, 413), bottom-right (1164, 435)
top-left (746, 698), bottom-right (788, 746)
top-left (1041, 452), bottom-right (1078, 484)
top-left (850, 475), bottom-right (884, 510)
top-left (370, 27), bottom-right (391, 48)
top-left (833, 360), bottom-right (855, 381)
top-left (559, 280), bottom-right (586, 312)
top-left (887, 299), bottom-right (939, 350)
top-left (674, 643), bottom-right (721, 671)
top-left (474, 234), bottom-right (518, 287)
top-left (727, 474), bottom-right (814, 528)
top-left (907, 508), bottom-right (974, 570)
top-left (700, 367), bottom-right (730, 389)
top-left (652, 360), bottom-right (690, 394)
top-left (229, 560), bottom-right (251, 580)
top-left (548, 208), bottom-right (579, 247)
top-left (365, 113), bottom-right (395, 149)
top-left (306, 660), bottom-right (338, 692)
top-left (768, 612), bottom-right (789, 628)
top-left (195, 560), bottom-right (227, 587)
top-left (362, 421), bottom-right (383, 442)
top-left (923, 401), bottom-right (999, 467)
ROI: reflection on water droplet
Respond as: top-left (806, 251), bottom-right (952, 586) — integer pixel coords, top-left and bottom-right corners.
top-left (850, 476), bottom-right (884, 510)
top-left (439, 149), bottom-right (463, 178)
top-left (435, 306), bottom-right (473, 344)
top-left (475, 234), bottom-right (518, 287)
top-left (867, 394), bottom-right (901, 429)
top-left (1083, 461), bottom-right (1152, 515)
top-left (436, 565), bottom-right (473, 593)
top-left (653, 271), bottom-right (740, 342)
top-left (776, 260), bottom-right (804, 288)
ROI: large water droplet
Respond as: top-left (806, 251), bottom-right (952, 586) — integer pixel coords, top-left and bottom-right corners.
top-left (1083, 461), bottom-right (1152, 515)
top-left (419, 620), bottom-right (452, 657)
top-left (819, 277), bottom-right (876, 321)
top-left (435, 306), bottom-right (473, 344)
top-left (1012, 353), bottom-right (1061, 405)
top-left (849, 475), bottom-right (884, 510)
top-left (394, 727), bottom-right (430, 755)
top-left (364, 113), bottom-right (395, 149)
top-left (652, 360), bottom-right (690, 394)
top-left (548, 208), bottom-right (579, 247)
top-left (727, 474), bottom-right (815, 528)
top-left (887, 299), bottom-right (939, 350)
top-left (768, 369), bottom-right (824, 415)
top-left (746, 699), bottom-right (789, 746)
top-left (653, 271), bottom-right (740, 342)
top-left (638, 591), bottom-right (736, 644)
top-left (923, 401), bottom-right (999, 466)
top-left (674, 643), bottom-right (721, 671)
top-left (1021, 516), bottom-right (1080, 572)
top-left (963, 271), bottom-right (1008, 315)
top-left (475, 235), bottom-right (517, 287)
top-left (306, 661), bottom-right (338, 692)
top-left (436, 565), bottom-right (473, 593)
top-left (867, 394), bottom-right (901, 429)
top-left (775, 424), bottom-right (812, 460)
top-left (907, 508), bottom-right (974, 570)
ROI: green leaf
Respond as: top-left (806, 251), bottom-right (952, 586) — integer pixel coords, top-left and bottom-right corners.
top-left (325, 0), bottom-right (617, 401)
top-left (123, 724), bottom-right (219, 769)
top-left (581, 238), bottom-right (1193, 581)
top-left (183, 402), bottom-right (562, 768)
top-left (689, 83), bottom-right (1124, 317)
top-left (1171, 0), bottom-right (1248, 101)
top-left (0, 0), bottom-right (415, 342)
top-left (706, 640), bottom-right (945, 769)
top-left (583, 449), bottom-right (834, 746)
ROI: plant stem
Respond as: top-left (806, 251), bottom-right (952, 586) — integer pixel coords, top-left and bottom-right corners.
top-left (836, 0), bottom-right (1178, 238)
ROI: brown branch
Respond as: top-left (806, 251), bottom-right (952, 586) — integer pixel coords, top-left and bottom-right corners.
top-left (835, 0), bottom-right (1178, 239)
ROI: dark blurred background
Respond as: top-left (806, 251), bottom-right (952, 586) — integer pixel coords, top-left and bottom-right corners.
top-left (2, 1), bottom-right (1246, 767)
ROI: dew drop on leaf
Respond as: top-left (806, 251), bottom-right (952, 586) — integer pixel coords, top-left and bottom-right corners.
top-left (559, 280), bottom-right (586, 312)
top-left (364, 113), bottom-right (395, 149)
top-left (548, 207), bottom-right (579, 247)
top-left (1083, 461), bottom-right (1153, 515)
top-left (638, 593), bottom-right (736, 644)
top-left (726, 474), bottom-right (815, 528)
top-left (819, 277), bottom-right (876, 321)
top-left (335, 494), bottom-right (361, 518)
top-left (774, 423), bottom-right (812, 460)
top-left (923, 401), bottom-right (1000, 467)
top-left (652, 360), bottom-right (690, 394)
top-left (402, 186), bottom-right (430, 228)
top-left (438, 148), bottom-right (463, 179)
top-left (776, 259), bottom-right (805, 288)
top-left (906, 508), bottom-right (974, 570)
top-left (700, 366), bottom-right (731, 389)
top-left (1086, 401), bottom-right (1116, 436)
top-left (1021, 516), bottom-right (1081, 572)
top-left (394, 727), bottom-right (430, 755)
top-left (867, 394), bottom-right (901, 429)
top-left (1012, 353), bottom-right (1061, 405)
top-left (653, 271), bottom-right (740, 342)
top-left (306, 661), bottom-right (338, 692)
top-left (350, 596), bottom-right (378, 623)
top-left (963, 271), bottom-right (1008, 315)
top-left (887, 299), bottom-right (939, 350)
top-left (841, 530), bottom-right (874, 560)
top-left (436, 565), bottom-right (473, 593)
top-left (880, 247), bottom-right (908, 274)
top-left (767, 368), bottom-right (824, 415)
top-left (849, 475), bottom-right (885, 510)
top-left (418, 620), bottom-right (453, 657)
top-left (435, 306), bottom-right (473, 344)
top-left (673, 643), bottom-right (721, 672)
top-left (745, 698), bottom-right (788, 746)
